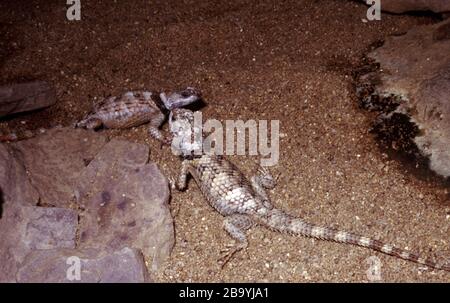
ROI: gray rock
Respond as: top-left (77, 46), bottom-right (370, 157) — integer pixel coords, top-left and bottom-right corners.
top-left (12, 127), bottom-right (107, 207)
top-left (0, 206), bottom-right (78, 282)
top-left (359, 19), bottom-right (450, 177)
top-left (17, 247), bottom-right (149, 283)
top-left (361, 0), bottom-right (450, 14)
top-left (0, 81), bottom-right (56, 118)
top-left (74, 138), bottom-right (149, 202)
top-left (0, 144), bottom-right (39, 206)
top-left (76, 139), bottom-right (174, 271)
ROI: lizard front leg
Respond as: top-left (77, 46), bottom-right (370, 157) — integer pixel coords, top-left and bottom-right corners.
top-left (148, 112), bottom-right (171, 145)
top-left (170, 159), bottom-right (193, 191)
top-left (159, 92), bottom-right (170, 109)
top-left (219, 214), bottom-right (253, 268)
top-left (168, 159), bottom-right (194, 217)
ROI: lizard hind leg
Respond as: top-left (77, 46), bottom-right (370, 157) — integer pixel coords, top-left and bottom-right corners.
top-left (251, 166), bottom-right (278, 208)
top-left (218, 214), bottom-right (253, 268)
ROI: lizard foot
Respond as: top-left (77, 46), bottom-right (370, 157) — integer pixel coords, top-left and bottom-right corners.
top-left (217, 242), bottom-right (246, 269)
top-left (257, 166), bottom-right (279, 189)
top-left (162, 135), bottom-right (173, 147)
top-left (168, 176), bottom-right (177, 191)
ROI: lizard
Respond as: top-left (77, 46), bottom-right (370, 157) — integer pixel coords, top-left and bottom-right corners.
top-left (168, 108), bottom-right (450, 271)
top-left (75, 87), bottom-right (201, 144)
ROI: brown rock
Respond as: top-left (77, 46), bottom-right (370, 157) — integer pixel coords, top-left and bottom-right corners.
top-left (0, 81), bottom-right (56, 117)
top-left (76, 139), bottom-right (174, 271)
top-left (0, 143), bottom-right (39, 206)
top-left (16, 247), bottom-right (149, 283)
top-left (74, 138), bottom-right (149, 202)
top-left (0, 205), bottom-right (78, 282)
top-left (359, 19), bottom-right (450, 177)
top-left (12, 127), bottom-right (107, 207)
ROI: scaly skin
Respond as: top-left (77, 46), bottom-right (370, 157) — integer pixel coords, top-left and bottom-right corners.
top-left (169, 108), bottom-right (450, 271)
top-left (76, 88), bottom-right (201, 144)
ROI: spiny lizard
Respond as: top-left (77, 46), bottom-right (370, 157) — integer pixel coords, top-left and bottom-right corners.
top-left (169, 108), bottom-right (450, 271)
top-left (76, 87), bottom-right (201, 144)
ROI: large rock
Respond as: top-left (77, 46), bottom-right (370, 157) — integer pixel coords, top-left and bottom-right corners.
top-left (361, 0), bottom-right (450, 14)
top-left (0, 144), bottom-right (39, 206)
top-left (16, 247), bottom-right (148, 283)
top-left (0, 81), bottom-right (56, 118)
top-left (74, 138), bottom-right (149, 202)
top-left (357, 19), bottom-right (450, 177)
top-left (76, 139), bottom-right (174, 271)
top-left (1, 132), bottom-right (173, 281)
top-left (12, 127), bottom-right (107, 207)
top-left (0, 205), bottom-right (78, 282)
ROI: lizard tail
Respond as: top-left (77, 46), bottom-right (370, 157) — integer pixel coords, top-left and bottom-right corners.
top-left (257, 208), bottom-right (450, 272)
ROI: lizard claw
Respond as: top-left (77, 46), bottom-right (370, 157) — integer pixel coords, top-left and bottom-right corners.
top-left (217, 242), bottom-right (246, 269)
top-left (257, 166), bottom-right (278, 189)
top-left (257, 166), bottom-right (270, 175)
top-left (168, 176), bottom-right (179, 191)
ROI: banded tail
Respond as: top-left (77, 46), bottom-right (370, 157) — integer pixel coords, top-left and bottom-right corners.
top-left (258, 208), bottom-right (450, 272)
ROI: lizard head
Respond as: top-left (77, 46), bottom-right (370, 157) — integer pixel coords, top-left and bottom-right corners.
top-left (169, 108), bottom-right (202, 157)
top-left (161, 87), bottom-right (202, 110)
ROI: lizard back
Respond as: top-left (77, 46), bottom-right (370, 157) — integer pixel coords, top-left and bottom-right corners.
top-left (88, 91), bottom-right (165, 129)
top-left (188, 155), bottom-right (266, 216)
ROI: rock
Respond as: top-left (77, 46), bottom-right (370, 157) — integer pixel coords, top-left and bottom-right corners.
top-left (0, 205), bottom-right (78, 282)
top-left (76, 139), bottom-right (174, 271)
top-left (361, 0), bottom-right (450, 14)
top-left (74, 138), bottom-right (149, 202)
top-left (16, 247), bottom-right (149, 283)
top-left (0, 81), bottom-right (56, 117)
top-left (0, 144), bottom-right (39, 206)
top-left (12, 127), bottom-right (107, 207)
top-left (357, 19), bottom-right (450, 177)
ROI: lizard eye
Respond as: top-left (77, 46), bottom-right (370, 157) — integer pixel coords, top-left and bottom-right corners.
top-left (180, 89), bottom-right (194, 97)
top-left (180, 87), bottom-right (200, 98)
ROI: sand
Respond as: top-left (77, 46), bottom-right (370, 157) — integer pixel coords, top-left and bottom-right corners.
top-left (0, 0), bottom-right (449, 282)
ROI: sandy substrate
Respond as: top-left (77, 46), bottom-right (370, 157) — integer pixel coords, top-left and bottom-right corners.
top-left (1, 0), bottom-right (449, 282)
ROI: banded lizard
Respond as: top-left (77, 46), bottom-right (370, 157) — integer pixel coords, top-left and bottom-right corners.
top-left (168, 108), bottom-right (450, 271)
top-left (76, 87), bottom-right (201, 144)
